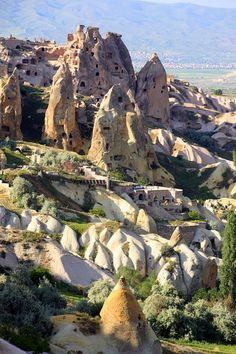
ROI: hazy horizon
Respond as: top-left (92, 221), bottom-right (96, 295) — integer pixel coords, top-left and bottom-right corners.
top-left (140, 0), bottom-right (236, 8)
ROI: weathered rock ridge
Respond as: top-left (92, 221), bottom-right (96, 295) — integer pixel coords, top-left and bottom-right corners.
top-left (64, 25), bottom-right (135, 100)
top-left (88, 84), bottom-right (174, 184)
top-left (43, 63), bottom-right (82, 151)
top-left (136, 53), bottom-right (170, 126)
top-left (0, 68), bottom-right (22, 139)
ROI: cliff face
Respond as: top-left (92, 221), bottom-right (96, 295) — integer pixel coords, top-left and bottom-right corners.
top-left (0, 68), bottom-right (22, 139)
top-left (64, 25), bottom-right (135, 101)
top-left (136, 53), bottom-right (170, 126)
top-left (88, 84), bottom-right (174, 185)
top-left (43, 63), bottom-right (82, 152)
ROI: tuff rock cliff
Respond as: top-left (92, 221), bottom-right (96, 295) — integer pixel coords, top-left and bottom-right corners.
top-left (43, 63), bottom-right (82, 152)
top-left (88, 84), bottom-right (174, 185)
top-left (0, 68), bottom-right (22, 139)
top-left (64, 25), bottom-right (135, 100)
top-left (136, 53), bottom-right (170, 126)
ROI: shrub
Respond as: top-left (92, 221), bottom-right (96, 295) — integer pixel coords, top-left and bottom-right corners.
top-left (82, 190), bottom-right (95, 212)
top-left (136, 271), bottom-right (157, 300)
top-left (40, 199), bottom-right (58, 217)
top-left (76, 299), bottom-right (101, 317)
top-left (35, 278), bottom-right (67, 314)
top-left (90, 207), bottom-right (106, 217)
top-left (87, 279), bottom-right (113, 305)
top-left (160, 244), bottom-right (175, 257)
top-left (211, 303), bottom-right (236, 342)
top-left (0, 325), bottom-right (50, 353)
top-left (0, 137), bottom-right (16, 151)
top-left (30, 265), bottom-right (54, 286)
top-left (214, 89), bottom-right (223, 96)
top-left (10, 176), bottom-right (36, 208)
top-left (188, 210), bottom-right (204, 221)
top-left (115, 266), bottom-right (142, 289)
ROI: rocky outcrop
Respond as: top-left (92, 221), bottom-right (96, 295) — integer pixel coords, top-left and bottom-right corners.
top-left (100, 277), bottom-right (162, 354)
top-left (79, 223), bottom-right (220, 296)
top-left (43, 63), bottom-right (82, 152)
top-left (0, 338), bottom-right (27, 354)
top-left (64, 25), bottom-right (135, 100)
top-left (136, 53), bottom-right (170, 126)
top-left (88, 84), bottom-right (174, 185)
top-left (149, 128), bottom-right (218, 166)
top-left (0, 68), bottom-right (22, 139)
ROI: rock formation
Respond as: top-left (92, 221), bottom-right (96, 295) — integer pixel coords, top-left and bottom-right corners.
top-left (43, 63), bottom-right (82, 152)
top-left (100, 277), bottom-right (162, 354)
top-left (136, 53), bottom-right (170, 126)
top-left (0, 68), bottom-right (22, 139)
top-left (88, 83), bottom-right (174, 185)
top-left (64, 25), bottom-right (135, 100)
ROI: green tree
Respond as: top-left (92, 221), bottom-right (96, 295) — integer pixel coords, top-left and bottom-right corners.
top-left (214, 89), bottom-right (223, 96)
top-left (233, 151), bottom-right (236, 167)
top-left (220, 212), bottom-right (236, 305)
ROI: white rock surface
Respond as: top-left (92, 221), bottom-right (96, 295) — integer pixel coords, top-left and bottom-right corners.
top-left (60, 225), bottom-right (80, 253)
top-left (0, 338), bottom-right (27, 354)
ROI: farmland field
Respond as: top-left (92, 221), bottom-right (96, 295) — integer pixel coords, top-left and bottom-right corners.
top-left (166, 67), bottom-right (236, 95)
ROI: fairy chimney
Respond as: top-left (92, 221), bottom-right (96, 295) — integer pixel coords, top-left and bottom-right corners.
top-left (100, 277), bottom-right (162, 354)
top-left (88, 84), bottom-right (174, 185)
top-left (136, 53), bottom-right (170, 126)
top-left (43, 62), bottom-right (82, 152)
top-left (0, 68), bottom-right (22, 139)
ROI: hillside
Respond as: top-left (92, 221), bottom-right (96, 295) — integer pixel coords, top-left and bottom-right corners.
top-left (0, 0), bottom-right (236, 65)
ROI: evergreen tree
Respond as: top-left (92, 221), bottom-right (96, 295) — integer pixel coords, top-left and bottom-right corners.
top-left (233, 151), bottom-right (236, 167)
top-left (220, 212), bottom-right (236, 305)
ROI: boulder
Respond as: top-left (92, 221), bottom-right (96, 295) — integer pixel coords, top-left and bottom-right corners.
top-left (135, 209), bottom-right (157, 234)
top-left (20, 210), bottom-right (32, 229)
top-left (60, 225), bottom-right (80, 253)
top-left (27, 217), bottom-right (46, 233)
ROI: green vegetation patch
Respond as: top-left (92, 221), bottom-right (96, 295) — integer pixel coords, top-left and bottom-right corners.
top-left (20, 85), bottom-right (49, 141)
top-left (2, 147), bottom-right (30, 166)
top-left (157, 153), bottom-right (216, 201)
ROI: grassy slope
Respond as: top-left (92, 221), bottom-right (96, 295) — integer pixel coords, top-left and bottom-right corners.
top-left (163, 339), bottom-right (236, 354)
top-left (157, 153), bottom-right (216, 200)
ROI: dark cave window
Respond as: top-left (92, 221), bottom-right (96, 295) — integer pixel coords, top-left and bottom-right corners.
top-left (96, 72), bottom-right (100, 76)
top-left (118, 96), bottom-right (123, 103)
top-left (80, 81), bottom-right (86, 87)
top-left (26, 70), bottom-right (30, 76)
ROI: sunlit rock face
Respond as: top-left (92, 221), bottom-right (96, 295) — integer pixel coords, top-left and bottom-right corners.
top-left (136, 53), bottom-right (170, 127)
top-left (43, 62), bottom-right (82, 152)
top-left (0, 68), bottom-right (22, 140)
top-left (64, 25), bottom-right (136, 101)
top-left (88, 83), bottom-right (174, 185)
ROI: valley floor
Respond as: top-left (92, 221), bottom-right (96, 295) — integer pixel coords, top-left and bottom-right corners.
top-left (163, 339), bottom-right (236, 354)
